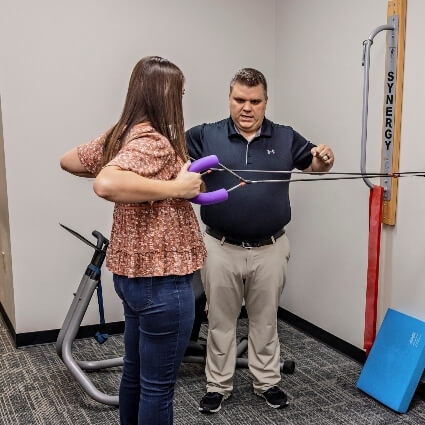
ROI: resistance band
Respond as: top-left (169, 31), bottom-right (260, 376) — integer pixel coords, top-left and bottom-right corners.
top-left (188, 155), bottom-right (424, 205)
top-left (364, 186), bottom-right (384, 356)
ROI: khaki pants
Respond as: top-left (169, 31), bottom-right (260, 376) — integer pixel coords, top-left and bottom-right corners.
top-left (201, 232), bottom-right (290, 395)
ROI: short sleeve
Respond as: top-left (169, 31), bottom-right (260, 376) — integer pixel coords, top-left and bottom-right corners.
top-left (292, 130), bottom-right (316, 170)
top-left (107, 135), bottom-right (173, 177)
top-left (186, 125), bottom-right (204, 160)
top-left (76, 133), bottom-right (106, 175)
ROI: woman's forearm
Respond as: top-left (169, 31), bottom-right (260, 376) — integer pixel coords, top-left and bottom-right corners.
top-left (93, 165), bottom-right (201, 203)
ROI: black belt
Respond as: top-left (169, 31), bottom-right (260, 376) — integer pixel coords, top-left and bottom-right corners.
top-left (205, 227), bottom-right (285, 248)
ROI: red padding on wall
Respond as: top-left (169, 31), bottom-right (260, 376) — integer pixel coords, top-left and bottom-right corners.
top-left (364, 185), bottom-right (384, 356)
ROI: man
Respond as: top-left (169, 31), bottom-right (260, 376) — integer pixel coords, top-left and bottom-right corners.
top-left (186, 68), bottom-right (334, 413)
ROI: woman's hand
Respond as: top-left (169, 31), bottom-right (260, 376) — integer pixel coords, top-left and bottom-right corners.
top-left (173, 161), bottom-right (203, 199)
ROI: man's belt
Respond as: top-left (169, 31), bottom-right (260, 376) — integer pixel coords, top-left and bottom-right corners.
top-left (205, 227), bottom-right (285, 248)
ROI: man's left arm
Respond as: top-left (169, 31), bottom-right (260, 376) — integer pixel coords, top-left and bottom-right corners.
top-left (303, 144), bottom-right (334, 172)
top-left (291, 130), bottom-right (334, 173)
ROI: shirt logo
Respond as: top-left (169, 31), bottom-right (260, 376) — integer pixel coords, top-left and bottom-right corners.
top-left (267, 149), bottom-right (275, 155)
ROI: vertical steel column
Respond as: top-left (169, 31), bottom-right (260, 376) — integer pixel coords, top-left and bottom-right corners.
top-left (360, 18), bottom-right (398, 190)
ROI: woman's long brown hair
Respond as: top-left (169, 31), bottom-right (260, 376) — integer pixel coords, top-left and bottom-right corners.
top-left (102, 56), bottom-right (187, 166)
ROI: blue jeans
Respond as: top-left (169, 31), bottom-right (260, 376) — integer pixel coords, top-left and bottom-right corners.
top-left (113, 273), bottom-right (195, 425)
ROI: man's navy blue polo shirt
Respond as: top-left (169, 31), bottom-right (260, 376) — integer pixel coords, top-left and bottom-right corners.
top-left (186, 117), bottom-right (315, 241)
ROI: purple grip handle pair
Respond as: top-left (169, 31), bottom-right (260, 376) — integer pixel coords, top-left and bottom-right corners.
top-left (188, 155), bottom-right (229, 205)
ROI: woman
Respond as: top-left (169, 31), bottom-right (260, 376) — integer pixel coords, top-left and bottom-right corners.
top-left (60, 56), bottom-right (206, 424)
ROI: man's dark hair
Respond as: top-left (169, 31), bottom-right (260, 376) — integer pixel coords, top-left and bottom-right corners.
top-left (230, 68), bottom-right (267, 96)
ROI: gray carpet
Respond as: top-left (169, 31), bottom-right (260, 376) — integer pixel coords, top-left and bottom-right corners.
top-left (1, 314), bottom-right (424, 424)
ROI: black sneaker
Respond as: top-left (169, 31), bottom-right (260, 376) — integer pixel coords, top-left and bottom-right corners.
top-left (255, 386), bottom-right (289, 409)
top-left (199, 392), bottom-right (230, 413)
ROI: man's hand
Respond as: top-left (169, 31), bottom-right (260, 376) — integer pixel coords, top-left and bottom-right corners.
top-left (306, 144), bottom-right (334, 172)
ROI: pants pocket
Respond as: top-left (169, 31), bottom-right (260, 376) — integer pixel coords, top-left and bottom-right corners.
top-left (117, 275), bottom-right (154, 312)
top-left (113, 274), bottom-right (124, 301)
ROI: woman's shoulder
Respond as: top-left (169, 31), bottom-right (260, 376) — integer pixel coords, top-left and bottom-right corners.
top-left (127, 123), bottom-right (164, 140)
top-left (123, 124), bottom-right (171, 152)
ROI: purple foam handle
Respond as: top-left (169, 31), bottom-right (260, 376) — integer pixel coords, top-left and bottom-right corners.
top-left (188, 155), bottom-right (219, 173)
top-left (190, 189), bottom-right (229, 205)
top-left (188, 155), bottom-right (229, 205)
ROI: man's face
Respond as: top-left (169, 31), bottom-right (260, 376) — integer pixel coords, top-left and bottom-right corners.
top-left (229, 82), bottom-right (267, 135)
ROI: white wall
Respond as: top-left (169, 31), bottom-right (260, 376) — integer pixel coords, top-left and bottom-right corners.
top-left (0, 97), bottom-right (15, 327)
top-left (0, 0), bottom-right (276, 334)
top-left (276, 0), bottom-right (425, 348)
top-left (1, 0), bottom-right (423, 350)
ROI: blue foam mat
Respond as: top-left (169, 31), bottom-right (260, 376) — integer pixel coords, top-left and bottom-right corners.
top-left (357, 308), bottom-right (425, 413)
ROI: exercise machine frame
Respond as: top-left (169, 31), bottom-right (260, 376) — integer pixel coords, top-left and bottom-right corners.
top-left (56, 224), bottom-right (295, 406)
